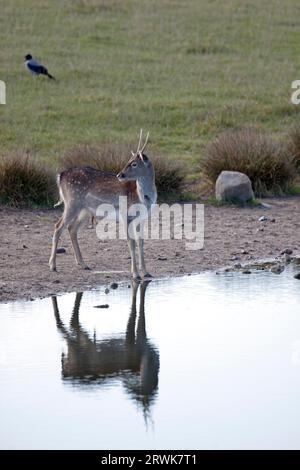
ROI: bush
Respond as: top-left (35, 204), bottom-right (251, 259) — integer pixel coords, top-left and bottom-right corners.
top-left (288, 125), bottom-right (300, 169)
top-left (202, 128), bottom-right (295, 196)
top-left (0, 154), bottom-right (56, 207)
top-left (60, 144), bottom-right (185, 198)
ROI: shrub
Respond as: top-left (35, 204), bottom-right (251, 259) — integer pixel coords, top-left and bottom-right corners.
top-left (288, 125), bottom-right (300, 169)
top-left (202, 128), bottom-right (295, 196)
top-left (60, 144), bottom-right (185, 198)
top-left (0, 153), bottom-right (56, 207)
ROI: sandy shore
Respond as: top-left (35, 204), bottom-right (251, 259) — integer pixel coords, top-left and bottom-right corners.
top-left (1, 197), bottom-right (300, 303)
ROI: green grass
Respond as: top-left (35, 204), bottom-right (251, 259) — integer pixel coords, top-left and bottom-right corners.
top-left (1, 0), bottom-right (300, 172)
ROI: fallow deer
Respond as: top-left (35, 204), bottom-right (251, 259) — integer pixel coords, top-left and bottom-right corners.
top-left (49, 130), bottom-right (157, 279)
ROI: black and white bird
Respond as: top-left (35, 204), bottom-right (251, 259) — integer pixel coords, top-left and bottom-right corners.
top-left (24, 54), bottom-right (55, 80)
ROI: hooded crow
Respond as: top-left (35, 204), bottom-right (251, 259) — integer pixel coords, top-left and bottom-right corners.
top-left (24, 54), bottom-right (55, 79)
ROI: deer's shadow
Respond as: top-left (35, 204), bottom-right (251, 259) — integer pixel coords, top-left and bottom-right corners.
top-left (52, 281), bottom-right (159, 420)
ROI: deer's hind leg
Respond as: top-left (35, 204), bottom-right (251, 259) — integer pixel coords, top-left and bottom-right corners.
top-left (68, 210), bottom-right (91, 270)
top-left (49, 205), bottom-right (80, 272)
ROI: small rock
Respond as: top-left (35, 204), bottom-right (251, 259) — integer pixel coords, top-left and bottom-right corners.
top-left (260, 202), bottom-right (271, 209)
top-left (256, 228), bottom-right (264, 232)
top-left (110, 282), bottom-right (118, 290)
top-left (270, 218), bottom-right (276, 223)
top-left (158, 256), bottom-right (168, 261)
top-left (281, 248), bottom-right (293, 255)
top-left (284, 253), bottom-right (292, 263)
top-left (271, 265), bottom-right (285, 274)
top-left (241, 250), bottom-right (249, 254)
top-left (56, 248), bottom-right (66, 254)
top-left (127, 284), bottom-right (131, 288)
top-left (53, 279), bottom-right (60, 284)
top-left (294, 273), bottom-right (300, 280)
top-left (216, 271), bottom-right (220, 275)
top-left (234, 263), bottom-right (242, 269)
top-left (258, 216), bottom-right (268, 222)
top-left (104, 288), bottom-right (110, 294)
top-left (24, 225), bottom-right (29, 228)
top-left (23, 244), bottom-right (28, 249)
top-left (242, 270), bottom-right (251, 274)
top-left (94, 304), bottom-right (109, 308)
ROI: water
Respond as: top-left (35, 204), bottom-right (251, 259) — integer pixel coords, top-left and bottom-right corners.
top-left (1, 267), bottom-right (300, 450)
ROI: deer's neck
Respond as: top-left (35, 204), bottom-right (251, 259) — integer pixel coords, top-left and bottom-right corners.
top-left (136, 167), bottom-right (157, 206)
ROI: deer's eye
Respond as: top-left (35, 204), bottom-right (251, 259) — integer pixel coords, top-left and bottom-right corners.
top-left (131, 162), bottom-right (137, 168)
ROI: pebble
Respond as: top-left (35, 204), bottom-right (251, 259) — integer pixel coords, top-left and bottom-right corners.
top-left (158, 256), bottom-right (168, 261)
top-left (56, 248), bottom-right (66, 254)
top-left (284, 253), bottom-right (292, 263)
top-left (258, 216), bottom-right (268, 222)
top-left (110, 282), bottom-right (118, 290)
top-left (271, 265), bottom-right (285, 274)
top-left (230, 256), bottom-right (241, 261)
top-left (242, 270), bottom-right (251, 274)
top-left (294, 273), bottom-right (300, 280)
top-left (104, 288), bottom-right (110, 294)
top-left (281, 248), bottom-right (293, 255)
top-left (94, 304), bottom-right (109, 308)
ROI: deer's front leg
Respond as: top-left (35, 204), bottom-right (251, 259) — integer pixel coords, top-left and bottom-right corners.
top-left (127, 237), bottom-right (140, 280)
top-left (136, 236), bottom-right (152, 278)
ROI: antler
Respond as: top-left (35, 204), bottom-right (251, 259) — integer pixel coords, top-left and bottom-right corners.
top-left (131, 129), bottom-right (149, 156)
top-left (136, 129), bottom-right (143, 153)
top-left (139, 131), bottom-right (149, 154)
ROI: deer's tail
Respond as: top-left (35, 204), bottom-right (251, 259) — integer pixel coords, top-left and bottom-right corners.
top-left (54, 173), bottom-right (64, 208)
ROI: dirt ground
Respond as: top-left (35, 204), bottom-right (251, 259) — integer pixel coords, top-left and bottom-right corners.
top-left (1, 197), bottom-right (300, 303)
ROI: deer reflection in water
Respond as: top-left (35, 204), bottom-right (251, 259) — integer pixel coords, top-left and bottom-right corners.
top-left (52, 281), bottom-right (159, 423)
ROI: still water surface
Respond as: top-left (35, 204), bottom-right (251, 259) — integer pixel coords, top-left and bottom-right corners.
top-left (1, 268), bottom-right (300, 449)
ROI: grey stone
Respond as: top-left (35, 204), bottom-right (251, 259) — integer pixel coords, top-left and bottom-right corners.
top-left (271, 265), bottom-right (285, 274)
top-left (215, 171), bottom-right (254, 203)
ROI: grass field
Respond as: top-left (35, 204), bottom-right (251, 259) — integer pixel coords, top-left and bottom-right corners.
top-left (1, 0), bottom-right (300, 170)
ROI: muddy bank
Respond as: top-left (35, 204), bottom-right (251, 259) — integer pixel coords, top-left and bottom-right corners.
top-left (1, 197), bottom-right (300, 303)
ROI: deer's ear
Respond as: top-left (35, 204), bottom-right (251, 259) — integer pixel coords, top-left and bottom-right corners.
top-left (139, 153), bottom-right (149, 164)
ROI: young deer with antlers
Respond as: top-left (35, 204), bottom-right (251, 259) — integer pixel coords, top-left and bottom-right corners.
top-left (49, 130), bottom-right (157, 279)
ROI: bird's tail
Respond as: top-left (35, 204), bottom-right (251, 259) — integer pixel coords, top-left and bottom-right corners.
top-left (47, 72), bottom-right (55, 80)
